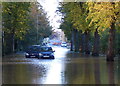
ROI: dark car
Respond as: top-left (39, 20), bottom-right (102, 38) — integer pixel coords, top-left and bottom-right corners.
top-left (25, 45), bottom-right (41, 58)
top-left (25, 45), bottom-right (55, 59)
top-left (38, 46), bottom-right (55, 59)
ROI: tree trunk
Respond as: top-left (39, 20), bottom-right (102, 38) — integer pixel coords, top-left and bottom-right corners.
top-left (14, 39), bottom-right (19, 52)
top-left (80, 33), bottom-right (85, 53)
top-left (70, 29), bottom-right (75, 51)
top-left (74, 29), bottom-right (80, 52)
top-left (107, 23), bottom-right (116, 61)
top-left (70, 39), bottom-right (73, 51)
top-left (84, 31), bottom-right (90, 55)
top-left (12, 33), bottom-right (15, 53)
top-left (92, 29), bottom-right (100, 56)
top-left (4, 32), bottom-right (13, 54)
top-left (74, 29), bottom-right (77, 52)
top-left (2, 31), bottom-right (5, 56)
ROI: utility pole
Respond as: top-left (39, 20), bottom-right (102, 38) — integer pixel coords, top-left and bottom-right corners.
top-left (37, 13), bottom-right (38, 44)
top-left (36, 1), bottom-right (39, 45)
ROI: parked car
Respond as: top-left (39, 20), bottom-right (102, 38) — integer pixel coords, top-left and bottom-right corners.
top-left (38, 46), bottom-right (55, 59)
top-left (25, 45), bottom-right (41, 58)
top-left (61, 42), bottom-right (67, 47)
top-left (25, 45), bottom-right (55, 59)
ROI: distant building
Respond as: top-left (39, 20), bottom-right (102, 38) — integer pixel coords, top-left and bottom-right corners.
top-left (59, 29), bottom-right (67, 42)
top-left (52, 29), bottom-right (67, 42)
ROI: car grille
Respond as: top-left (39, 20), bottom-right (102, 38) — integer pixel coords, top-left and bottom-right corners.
top-left (43, 54), bottom-right (49, 55)
top-left (30, 53), bottom-right (37, 55)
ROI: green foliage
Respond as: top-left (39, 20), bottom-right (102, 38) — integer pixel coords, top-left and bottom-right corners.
top-left (59, 2), bottom-right (90, 32)
top-left (87, 2), bottom-right (120, 58)
top-left (2, 2), bottom-right (52, 54)
top-left (58, 2), bottom-right (91, 45)
top-left (2, 2), bottom-right (31, 40)
top-left (59, 2), bottom-right (120, 56)
top-left (18, 2), bottom-right (52, 49)
top-left (87, 2), bottom-right (120, 31)
top-left (59, 20), bottom-right (72, 40)
top-left (30, 3), bottom-right (52, 41)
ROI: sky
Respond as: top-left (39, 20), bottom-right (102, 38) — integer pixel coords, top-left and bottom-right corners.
top-left (37, 0), bottom-right (62, 31)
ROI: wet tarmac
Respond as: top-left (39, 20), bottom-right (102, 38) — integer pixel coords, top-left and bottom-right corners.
top-left (2, 46), bottom-right (119, 84)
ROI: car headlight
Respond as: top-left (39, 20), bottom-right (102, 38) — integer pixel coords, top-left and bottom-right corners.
top-left (25, 53), bottom-right (29, 56)
top-left (39, 53), bottom-right (42, 56)
top-left (51, 53), bottom-right (54, 55)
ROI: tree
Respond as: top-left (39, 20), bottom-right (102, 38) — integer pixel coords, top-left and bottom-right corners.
top-left (2, 2), bottom-right (52, 54)
top-left (91, 27), bottom-right (100, 56)
top-left (87, 2), bottom-right (120, 61)
top-left (29, 2), bottom-right (52, 44)
top-left (17, 2), bottom-right (52, 51)
top-left (2, 2), bottom-right (31, 54)
top-left (59, 2), bottom-right (91, 54)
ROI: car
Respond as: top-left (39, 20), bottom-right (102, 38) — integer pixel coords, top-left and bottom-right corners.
top-left (25, 45), bottom-right (55, 59)
top-left (38, 46), bottom-right (55, 59)
top-left (25, 45), bottom-right (41, 58)
top-left (61, 42), bottom-right (67, 47)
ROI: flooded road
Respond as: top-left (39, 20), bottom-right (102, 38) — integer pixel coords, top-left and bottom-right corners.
top-left (2, 46), bottom-right (119, 84)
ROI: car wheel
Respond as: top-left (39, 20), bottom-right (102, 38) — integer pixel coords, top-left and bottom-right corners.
top-left (36, 56), bottom-right (39, 58)
top-left (51, 56), bottom-right (55, 59)
top-left (38, 56), bottom-right (41, 59)
top-left (26, 56), bottom-right (30, 58)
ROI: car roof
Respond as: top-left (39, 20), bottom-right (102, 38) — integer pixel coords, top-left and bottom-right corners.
top-left (41, 46), bottom-right (52, 48)
top-left (62, 42), bottom-right (67, 44)
top-left (32, 45), bottom-right (41, 46)
top-left (28, 45), bottom-right (41, 48)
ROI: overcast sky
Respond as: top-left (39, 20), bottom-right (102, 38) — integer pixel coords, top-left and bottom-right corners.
top-left (37, 0), bottom-right (62, 31)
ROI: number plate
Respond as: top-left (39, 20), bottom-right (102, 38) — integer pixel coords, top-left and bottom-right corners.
top-left (43, 56), bottom-right (49, 57)
top-left (30, 56), bottom-right (35, 57)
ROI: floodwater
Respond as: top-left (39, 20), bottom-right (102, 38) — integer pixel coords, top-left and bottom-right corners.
top-left (2, 46), bottom-right (119, 84)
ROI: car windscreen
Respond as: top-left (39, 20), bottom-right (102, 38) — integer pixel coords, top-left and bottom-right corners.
top-left (28, 46), bottom-right (41, 51)
top-left (40, 47), bottom-right (52, 52)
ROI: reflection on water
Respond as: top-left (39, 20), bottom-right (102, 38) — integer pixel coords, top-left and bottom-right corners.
top-left (118, 61), bottom-right (120, 84)
top-left (40, 46), bottom-right (68, 84)
top-left (3, 64), bottom-right (48, 84)
top-left (63, 58), bottom-right (118, 84)
top-left (42, 61), bottom-right (63, 84)
top-left (2, 46), bottom-right (119, 84)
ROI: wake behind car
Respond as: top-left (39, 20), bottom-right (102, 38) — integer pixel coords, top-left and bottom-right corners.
top-left (38, 46), bottom-right (55, 59)
top-left (25, 45), bottom-right (55, 59)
